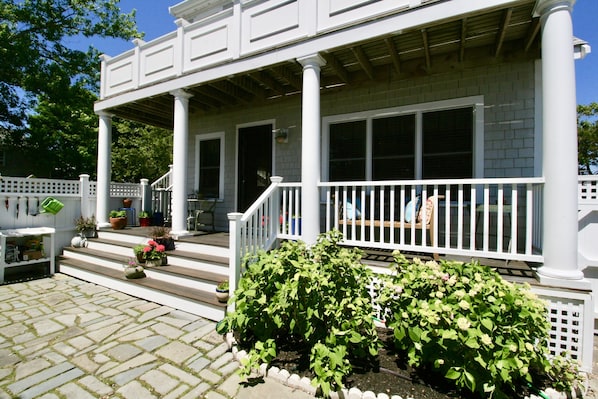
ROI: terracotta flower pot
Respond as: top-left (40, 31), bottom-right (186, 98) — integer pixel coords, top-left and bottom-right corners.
top-left (123, 198), bottom-right (133, 208)
top-left (109, 217), bottom-right (127, 230)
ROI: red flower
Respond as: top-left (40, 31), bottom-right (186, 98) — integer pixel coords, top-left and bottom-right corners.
top-left (156, 244), bottom-right (165, 252)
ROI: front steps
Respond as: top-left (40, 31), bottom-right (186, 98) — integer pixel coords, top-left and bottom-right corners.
top-left (58, 229), bottom-right (229, 321)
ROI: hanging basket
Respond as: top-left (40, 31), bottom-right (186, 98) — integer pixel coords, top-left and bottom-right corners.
top-left (40, 197), bottom-right (64, 215)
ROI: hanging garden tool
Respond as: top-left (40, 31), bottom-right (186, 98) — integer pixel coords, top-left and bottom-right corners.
top-left (25, 196), bottom-right (29, 216)
top-left (15, 197), bottom-right (19, 218)
top-left (4, 198), bottom-right (8, 211)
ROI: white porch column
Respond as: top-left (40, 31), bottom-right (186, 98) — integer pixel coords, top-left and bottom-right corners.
top-left (96, 112), bottom-right (112, 228)
top-left (170, 89), bottom-right (193, 237)
top-left (297, 54), bottom-right (326, 245)
top-left (534, 0), bottom-right (585, 285)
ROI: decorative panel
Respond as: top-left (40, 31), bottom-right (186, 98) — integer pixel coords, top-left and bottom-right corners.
top-left (241, 0), bottom-right (308, 55)
top-left (184, 21), bottom-right (234, 72)
top-left (317, 0), bottom-right (410, 33)
top-left (105, 59), bottom-right (135, 96)
top-left (139, 37), bottom-right (178, 86)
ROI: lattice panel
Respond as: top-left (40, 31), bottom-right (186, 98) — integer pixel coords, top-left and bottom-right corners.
top-left (110, 183), bottom-right (142, 197)
top-left (530, 288), bottom-right (592, 372)
top-left (0, 177), bottom-right (80, 196)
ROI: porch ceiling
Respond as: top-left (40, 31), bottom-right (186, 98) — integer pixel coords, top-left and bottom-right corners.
top-left (109, 1), bottom-right (539, 129)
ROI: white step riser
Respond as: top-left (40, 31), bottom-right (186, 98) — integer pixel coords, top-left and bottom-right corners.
top-left (58, 267), bottom-right (225, 321)
top-left (174, 242), bottom-right (229, 258)
top-left (63, 250), bottom-right (125, 271)
top-left (97, 231), bottom-right (148, 245)
top-left (86, 241), bottom-right (135, 257)
top-left (163, 257), bottom-right (228, 276)
top-left (142, 268), bottom-right (217, 293)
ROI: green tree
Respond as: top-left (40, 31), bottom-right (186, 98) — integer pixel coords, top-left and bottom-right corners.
top-left (0, 0), bottom-right (141, 178)
top-left (578, 102), bottom-right (598, 175)
top-left (111, 119), bottom-right (173, 183)
top-left (0, 0), bottom-right (139, 130)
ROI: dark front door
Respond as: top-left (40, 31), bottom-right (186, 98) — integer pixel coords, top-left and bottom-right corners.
top-left (237, 124), bottom-right (273, 212)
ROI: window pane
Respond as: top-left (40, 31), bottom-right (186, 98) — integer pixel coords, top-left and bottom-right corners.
top-left (422, 107), bottom-right (473, 179)
top-left (329, 120), bottom-right (366, 181)
top-left (372, 115), bottom-right (415, 180)
top-left (199, 139), bottom-right (220, 198)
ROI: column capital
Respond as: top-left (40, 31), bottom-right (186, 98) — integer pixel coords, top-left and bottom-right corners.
top-left (533, 0), bottom-right (575, 17)
top-left (297, 54), bottom-right (327, 68)
top-left (170, 89), bottom-right (193, 100)
top-left (96, 110), bottom-right (114, 119)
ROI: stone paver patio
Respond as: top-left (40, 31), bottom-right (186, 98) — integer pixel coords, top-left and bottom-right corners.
top-left (0, 274), bottom-right (310, 399)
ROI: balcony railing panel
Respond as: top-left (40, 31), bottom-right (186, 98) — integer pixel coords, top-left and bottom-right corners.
top-left (101, 0), bottom-right (444, 99)
top-left (320, 178), bottom-right (544, 263)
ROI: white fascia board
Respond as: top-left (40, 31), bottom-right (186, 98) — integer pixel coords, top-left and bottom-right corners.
top-left (94, 0), bottom-right (523, 113)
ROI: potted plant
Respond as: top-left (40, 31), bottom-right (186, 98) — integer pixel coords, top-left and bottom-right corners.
top-left (139, 211), bottom-right (152, 227)
top-left (133, 244), bottom-right (146, 263)
top-left (215, 280), bottom-right (229, 303)
top-left (149, 226), bottom-right (175, 250)
top-left (123, 258), bottom-right (145, 279)
top-left (74, 215), bottom-right (97, 238)
top-left (109, 210), bottom-right (127, 230)
top-left (141, 240), bottom-right (166, 267)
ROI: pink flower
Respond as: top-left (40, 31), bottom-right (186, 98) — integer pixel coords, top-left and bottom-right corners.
top-left (156, 244), bottom-right (165, 252)
top-left (143, 246), bottom-right (151, 253)
top-left (148, 240), bottom-right (157, 246)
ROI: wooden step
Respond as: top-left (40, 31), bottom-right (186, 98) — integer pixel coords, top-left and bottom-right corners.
top-left (57, 257), bottom-right (226, 310)
top-left (64, 247), bottom-right (227, 283)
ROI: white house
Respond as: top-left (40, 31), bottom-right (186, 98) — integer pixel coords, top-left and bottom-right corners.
top-left (92, 0), bottom-right (595, 370)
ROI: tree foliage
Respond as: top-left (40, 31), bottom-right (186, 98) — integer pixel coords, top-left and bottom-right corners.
top-left (111, 119), bottom-right (173, 183)
top-left (0, 0), bottom-right (139, 130)
top-left (0, 0), bottom-right (143, 179)
top-left (578, 102), bottom-right (598, 175)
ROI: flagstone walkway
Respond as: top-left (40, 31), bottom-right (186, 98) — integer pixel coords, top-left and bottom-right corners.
top-left (0, 274), bottom-right (310, 399)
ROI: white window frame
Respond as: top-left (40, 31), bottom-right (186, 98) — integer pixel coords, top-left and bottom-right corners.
top-left (322, 96), bottom-right (484, 181)
top-left (194, 132), bottom-right (225, 199)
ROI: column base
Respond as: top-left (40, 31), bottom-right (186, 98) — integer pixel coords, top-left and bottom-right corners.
top-left (535, 267), bottom-right (591, 290)
top-left (169, 230), bottom-right (193, 239)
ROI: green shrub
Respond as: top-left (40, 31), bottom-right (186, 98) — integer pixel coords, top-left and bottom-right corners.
top-left (377, 251), bottom-right (581, 398)
top-left (217, 230), bottom-right (380, 395)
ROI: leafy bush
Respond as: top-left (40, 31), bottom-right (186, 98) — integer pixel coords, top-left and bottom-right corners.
top-left (377, 251), bottom-right (581, 398)
top-left (217, 230), bottom-right (380, 395)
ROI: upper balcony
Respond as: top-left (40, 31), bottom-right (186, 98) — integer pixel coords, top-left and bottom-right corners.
top-left (97, 0), bottom-right (539, 128)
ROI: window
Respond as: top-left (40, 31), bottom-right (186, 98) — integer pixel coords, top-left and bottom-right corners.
top-left (324, 98), bottom-right (482, 182)
top-left (195, 133), bottom-right (224, 199)
top-left (329, 120), bottom-right (366, 181)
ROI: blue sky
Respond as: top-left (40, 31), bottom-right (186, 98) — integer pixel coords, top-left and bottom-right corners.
top-left (91, 0), bottom-right (598, 106)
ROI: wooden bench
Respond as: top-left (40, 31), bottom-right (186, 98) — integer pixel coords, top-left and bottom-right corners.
top-left (338, 195), bottom-right (440, 259)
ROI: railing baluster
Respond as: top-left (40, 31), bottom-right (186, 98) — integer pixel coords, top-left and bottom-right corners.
top-left (469, 185), bottom-right (477, 251)
top-left (497, 184), bottom-right (504, 253)
top-left (482, 184), bottom-right (490, 252)
top-left (389, 186), bottom-right (396, 245)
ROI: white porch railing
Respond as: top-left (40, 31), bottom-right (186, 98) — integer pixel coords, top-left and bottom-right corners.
top-left (579, 175), bottom-right (598, 211)
top-left (150, 165), bottom-right (173, 221)
top-left (320, 178), bottom-right (545, 263)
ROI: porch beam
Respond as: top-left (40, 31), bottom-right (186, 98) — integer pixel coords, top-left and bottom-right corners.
top-left (421, 28), bottom-right (431, 70)
top-left (227, 76), bottom-right (267, 100)
top-left (459, 18), bottom-right (468, 62)
top-left (194, 85), bottom-right (237, 106)
top-left (321, 52), bottom-right (350, 83)
top-left (209, 81), bottom-right (254, 104)
top-left (385, 37), bottom-right (401, 74)
top-left (524, 18), bottom-right (541, 52)
top-left (495, 8), bottom-right (513, 57)
top-left (351, 45), bottom-right (375, 80)
top-left (249, 71), bottom-right (286, 95)
top-left (270, 65), bottom-right (302, 92)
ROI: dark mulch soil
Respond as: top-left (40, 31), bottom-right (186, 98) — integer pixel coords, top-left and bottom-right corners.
top-left (263, 328), bottom-right (538, 399)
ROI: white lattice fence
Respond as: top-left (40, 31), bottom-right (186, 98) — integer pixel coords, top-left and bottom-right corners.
top-left (532, 286), bottom-right (594, 372)
top-left (0, 177), bottom-right (81, 196)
